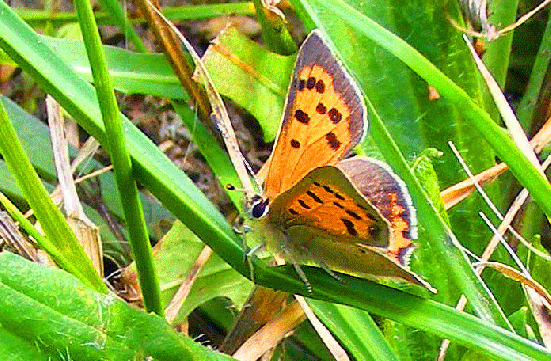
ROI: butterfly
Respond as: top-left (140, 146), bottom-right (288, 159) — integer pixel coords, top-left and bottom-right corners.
top-left (224, 30), bottom-right (430, 290)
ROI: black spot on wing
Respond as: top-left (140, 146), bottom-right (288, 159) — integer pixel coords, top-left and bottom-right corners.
top-left (288, 208), bottom-right (299, 216)
top-left (328, 108), bottom-right (342, 124)
top-left (325, 132), bottom-right (341, 150)
top-left (306, 77), bottom-right (316, 89)
top-left (345, 209), bottom-right (362, 220)
top-left (298, 199), bottom-right (311, 209)
top-left (295, 110), bottom-right (310, 124)
top-left (341, 218), bottom-right (358, 236)
top-left (334, 192), bottom-right (345, 201)
top-left (315, 79), bottom-right (325, 93)
top-left (306, 190), bottom-right (323, 204)
top-left (316, 103), bottom-right (327, 114)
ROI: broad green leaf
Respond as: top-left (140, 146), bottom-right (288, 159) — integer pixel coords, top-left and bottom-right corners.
top-left (200, 26), bottom-right (296, 141)
top-left (0, 253), bottom-right (234, 360)
top-left (0, 329), bottom-right (52, 360)
top-left (128, 221), bottom-right (254, 323)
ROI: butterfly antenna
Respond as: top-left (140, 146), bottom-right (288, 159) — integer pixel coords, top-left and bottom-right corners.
top-left (211, 113), bottom-right (261, 195)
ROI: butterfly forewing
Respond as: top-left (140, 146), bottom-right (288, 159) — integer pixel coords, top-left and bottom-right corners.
top-left (262, 31), bottom-right (366, 200)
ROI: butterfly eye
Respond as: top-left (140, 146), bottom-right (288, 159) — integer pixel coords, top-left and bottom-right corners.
top-left (249, 195), bottom-right (270, 219)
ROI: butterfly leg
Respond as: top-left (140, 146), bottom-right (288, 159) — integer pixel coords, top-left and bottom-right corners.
top-left (246, 242), bottom-right (266, 257)
top-left (279, 245), bottom-right (312, 293)
top-left (236, 224), bottom-right (253, 255)
top-left (317, 261), bottom-right (343, 282)
top-left (245, 243), bottom-right (266, 283)
top-left (291, 262), bottom-right (312, 293)
top-left (233, 224), bottom-right (252, 235)
top-left (231, 216), bottom-right (253, 262)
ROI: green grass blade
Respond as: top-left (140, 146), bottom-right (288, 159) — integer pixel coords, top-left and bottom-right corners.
top-left (17, 3), bottom-right (255, 27)
top-left (0, 192), bottom-right (71, 269)
top-left (0, 99), bottom-right (105, 292)
top-left (95, 0), bottom-right (147, 52)
top-left (308, 299), bottom-right (400, 361)
top-left (484, 0), bottom-right (518, 86)
top-left (73, 0), bottom-right (161, 314)
top-left (172, 101), bottom-right (243, 210)
top-left (41, 37), bottom-right (185, 99)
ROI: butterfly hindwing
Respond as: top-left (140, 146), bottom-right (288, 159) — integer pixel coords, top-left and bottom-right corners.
top-left (263, 156), bottom-right (424, 285)
top-left (267, 158), bottom-right (391, 248)
top-left (336, 156), bottom-right (417, 265)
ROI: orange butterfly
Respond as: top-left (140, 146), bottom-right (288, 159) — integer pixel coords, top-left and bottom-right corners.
top-left (229, 30), bottom-right (429, 290)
